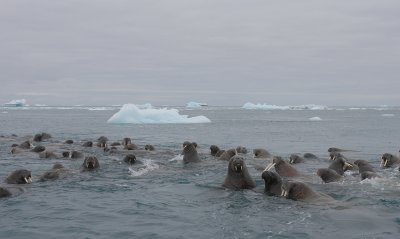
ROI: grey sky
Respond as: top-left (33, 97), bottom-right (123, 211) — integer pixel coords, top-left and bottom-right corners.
top-left (1, 0), bottom-right (399, 106)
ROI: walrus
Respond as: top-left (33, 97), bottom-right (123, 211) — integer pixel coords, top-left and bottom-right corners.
top-left (380, 153), bottom-right (400, 168)
top-left (303, 153), bottom-right (318, 159)
top-left (223, 156), bottom-right (255, 190)
top-left (39, 150), bottom-right (58, 159)
top-left (280, 180), bottom-right (334, 203)
top-left (82, 141), bottom-right (93, 147)
top-left (123, 154), bottom-right (137, 164)
top-left (215, 149), bottom-right (225, 157)
top-left (145, 145), bottom-right (155, 151)
top-left (122, 137), bottom-right (132, 146)
top-left (64, 140), bottom-right (74, 144)
top-left (0, 186), bottom-right (25, 198)
top-left (11, 143), bottom-right (19, 147)
top-left (261, 170), bottom-right (282, 196)
top-left (289, 154), bottom-right (305, 164)
top-left (182, 142), bottom-right (200, 164)
top-left (5, 169), bottom-right (32, 184)
top-left (111, 142), bottom-right (121, 146)
top-left (329, 151), bottom-right (344, 160)
top-left (236, 146), bottom-right (248, 154)
top-left (210, 145), bottom-right (221, 156)
top-left (30, 145), bottom-right (46, 153)
top-left (19, 140), bottom-right (32, 149)
top-left (33, 132), bottom-right (52, 142)
top-left (62, 150), bottom-right (84, 159)
top-left (39, 163), bottom-right (69, 181)
top-left (97, 136), bottom-right (108, 148)
top-left (328, 157), bottom-right (353, 176)
top-left (264, 156), bottom-right (299, 177)
top-left (328, 147), bottom-right (357, 153)
top-left (253, 148), bottom-right (272, 158)
top-left (218, 149), bottom-right (236, 161)
top-left (183, 141), bottom-right (197, 148)
top-left (317, 168), bottom-right (343, 183)
top-left (124, 143), bottom-right (138, 150)
top-left (353, 160), bottom-right (380, 180)
top-left (82, 156), bottom-right (100, 170)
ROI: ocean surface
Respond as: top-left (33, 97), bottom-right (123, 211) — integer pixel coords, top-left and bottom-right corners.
top-left (0, 105), bottom-right (399, 239)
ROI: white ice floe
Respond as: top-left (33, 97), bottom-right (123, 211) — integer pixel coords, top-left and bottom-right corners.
top-left (3, 99), bottom-right (26, 107)
top-left (107, 104), bottom-right (211, 124)
top-left (381, 114), bottom-right (395, 117)
top-left (186, 101), bottom-right (208, 108)
top-left (309, 117), bottom-right (322, 121)
top-left (242, 102), bottom-right (328, 110)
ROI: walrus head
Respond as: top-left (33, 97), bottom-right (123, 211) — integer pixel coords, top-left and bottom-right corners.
top-left (123, 154), bottom-right (137, 164)
top-left (329, 152), bottom-right (343, 160)
top-left (122, 137), bottom-right (131, 146)
top-left (289, 154), bottom-right (303, 164)
top-left (229, 156), bottom-right (247, 175)
top-left (280, 181), bottom-right (314, 200)
top-left (6, 169), bottom-right (32, 184)
top-left (261, 171), bottom-right (282, 194)
top-left (210, 145), bottom-right (220, 156)
top-left (381, 153), bottom-right (398, 168)
top-left (83, 156), bottom-right (99, 170)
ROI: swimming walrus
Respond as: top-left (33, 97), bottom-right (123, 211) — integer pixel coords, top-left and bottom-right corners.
top-left (145, 145), bottom-right (155, 151)
top-left (317, 168), bottom-right (343, 183)
top-left (82, 141), bottom-right (93, 147)
top-left (39, 163), bottom-right (70, 181)
top-left (5, 169), bottom-right (32, 184)
top-left (380, 153), bottom-right (400, 168)
top-left (253, 148), bottom-right (272, 158)
top-left (261, 170), bottom-right (283, 196)
top-left (210, 145), bottom-right (221, 156)
top-left (30, 145), bottom-right (46, 153)
top-left (182, 142), bottom-right (200, 164)
top-left (0, 186), bottom-right (25, 198)
top-left (328, 147), bottom-right (358, 153)
top-left (218, 149), bottom-right (236, 161)
top-left (353, 160), bottom-right (380, 180)
top-left (328, 157), bottom-right (353, 176)
top-left (82, 156), bottom-right (100, 171)
top-left (303, 153), bottom-right (318, 159)
top-left (280, 180), bottom-right (334, 203)
top-left (33, 132), bottom-right (52, 142)
top-left (62, 150), bottom-right (84, 159)
top-left (123, 154), bottom-right (137, 164)
top-left (223, 156), bottom-right (255, 190)
top-left (264, 156), bottom-right (300, 177)
top-left (236, 146), bottom-right (248, 154)
top-left (289, 154), bottom-right (305, 164)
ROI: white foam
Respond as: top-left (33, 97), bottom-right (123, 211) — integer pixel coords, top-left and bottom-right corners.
top-left (128, 159), bottom-right (159, 177)
top-left (309, 117), bottom-right (322, 121)
top-left (2, 111), bottom-right (8, 114)
top-left (242, 102), bottom-right (328, 110)
top-left (107, 104), bottom-right (211, 124)
top-left (186, 101), bottom-right (207, 108)
top-left (168, 154), bottom-right (184, 162)
top-left (381, 114), bottom-right (395, 117)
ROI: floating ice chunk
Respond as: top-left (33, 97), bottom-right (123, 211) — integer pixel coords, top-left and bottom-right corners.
top-left (381, 114), bottom-right (395, 117)
top-left (242, 102), bottom-right (328, 110)
top-left (3, 99), bottom-right (26, 107)
top-left (186, 101), bottom-right (207, 108)
top-left (309, 117), bottom-right (322, 121)
top-left (107, 104), bottom-right (211, 124)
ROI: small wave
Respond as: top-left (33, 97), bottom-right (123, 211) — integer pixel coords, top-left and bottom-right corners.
top-left (2, 111), bottom-right (8, 114)
top-left (128, 159), bottom-right (159, 177)
top-left (381, 114), bottom-right (395, 117)
top-left (242, 102), bottom-right (328, 110)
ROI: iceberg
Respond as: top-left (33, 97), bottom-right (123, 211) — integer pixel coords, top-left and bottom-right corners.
top-left (3, 99), bottom-right (26, 107)
top-left (309, 117), bottom-right (322, 121)
top-left (107, 104), bottom-right (211, 124)
top-left (186, 101), bottom-right (208, 108)
top-left (242, 102), bottom-right (328, 110)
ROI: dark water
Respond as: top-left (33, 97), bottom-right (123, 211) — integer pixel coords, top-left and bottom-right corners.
top-left (0, 106), bottom-right (399, 238)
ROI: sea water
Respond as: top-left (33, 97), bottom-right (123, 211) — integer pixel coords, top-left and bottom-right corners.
top-left (0, 106), bottom-right (399, 238)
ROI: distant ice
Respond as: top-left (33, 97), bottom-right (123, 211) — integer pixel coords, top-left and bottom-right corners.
top-left (3, 99), bottom-right (26, 106)
top-left (107, 104), bottom-right (211, 124)
top-left (186, 101), bottom-right (207, 108)
top-left (309, 117), bottom-right (322, 121)
top-left (381, 114), bottom-right (395, 117)
top-left (242, 102), bottom-right (328, 110)
top-left (34, 104), bottom-right (48, 107)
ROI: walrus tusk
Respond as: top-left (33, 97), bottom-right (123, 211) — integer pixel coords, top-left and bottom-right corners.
top-left (264, 163), bottom-right (276, 172)
top-left (384, 159), bottom-right (388, 167)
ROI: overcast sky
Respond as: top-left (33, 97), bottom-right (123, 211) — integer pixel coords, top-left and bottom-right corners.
top-left (1, 0), bottom-right (399, 106)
